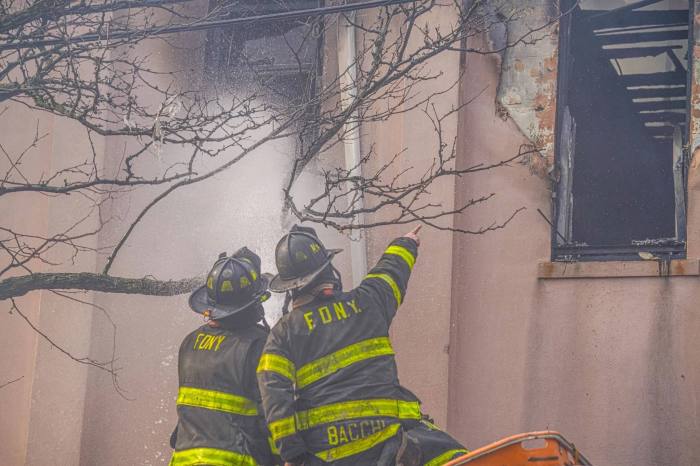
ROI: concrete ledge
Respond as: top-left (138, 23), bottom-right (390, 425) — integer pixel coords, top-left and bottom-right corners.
top-left (538, 259), bottom-right (700, 279)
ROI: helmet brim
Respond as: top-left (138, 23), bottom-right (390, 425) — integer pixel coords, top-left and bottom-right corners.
top-left (269, 249), bottom-right (342, 293)
top-left (189, 274), bottom-right (270, 320)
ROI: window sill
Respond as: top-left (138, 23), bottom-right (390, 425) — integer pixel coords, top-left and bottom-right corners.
top-left (538, 259), bottom-right (700, 279)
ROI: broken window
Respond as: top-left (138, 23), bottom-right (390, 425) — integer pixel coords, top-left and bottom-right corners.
top-left (554, 0), bottom-right (690, 261)
top-left (205, 1), bottom-right (322, 95)
top-left (203, 1), bottom-right (324, 154)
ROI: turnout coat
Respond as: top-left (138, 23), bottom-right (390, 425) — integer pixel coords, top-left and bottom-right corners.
top-left (171, 323), bottom-right (275, 466)
top-left (257, 237), bottom-right (423, 464)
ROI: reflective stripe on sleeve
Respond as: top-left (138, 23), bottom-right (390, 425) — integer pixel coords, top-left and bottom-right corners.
top-left (385, 245), bottom-right (416, 270)
top-left (314, 423), bottom-right (400, 462)
top-left (296, 337), bottom-right (395, 389)
top-left (365, 273), bottom-right (402, 307)
top-left (169, 447), bottom-right (257, 466)
top-left (176, 387), bottom-right (259, 416)
top-left (268, 436), bottom-right (280, 455)
top-left (268, 415), bottom-right (297, 442)
top-left (423, 448), bottom-right (469, 466)
top-left (295, 399), bottom-right (421, 431)
top-left (256, 353), bottom-right (296, 382)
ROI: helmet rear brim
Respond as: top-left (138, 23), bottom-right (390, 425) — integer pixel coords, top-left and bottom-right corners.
top-left (269, 249), bottom-right (342, 293)
top-left (189, 274), bottom-right (271, 320)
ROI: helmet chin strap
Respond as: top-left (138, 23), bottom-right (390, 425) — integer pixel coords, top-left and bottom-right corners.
top-left (281, 292), bottom-right (292, 316)
top-left (330, 264), bottom-right (343, 291)
top-left (253, 304), bottom-right (270, 331)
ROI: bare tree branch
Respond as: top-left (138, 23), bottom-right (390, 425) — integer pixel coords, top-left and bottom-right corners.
top-left (9, 298), bottom-right (120, 382)
top-left (1, 0), bottom-right (557, 298)
top-left (0, 273), bottom-right (201, 301)
top-left (49, 290), bottom-right (131, 399)
top-left (0, 375), bottom-right (23, 389)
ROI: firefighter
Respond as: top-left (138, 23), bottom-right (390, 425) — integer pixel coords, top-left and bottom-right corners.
top-left (257, 225), bottom-right (468, 465)
top-left (170, 247), bottom-right (279, 466)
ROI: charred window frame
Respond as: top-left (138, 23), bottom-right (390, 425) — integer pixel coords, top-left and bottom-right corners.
top-left (553, 0), bottom-right (692, 262)
top-left (203, 0), bottom-right (325, 155)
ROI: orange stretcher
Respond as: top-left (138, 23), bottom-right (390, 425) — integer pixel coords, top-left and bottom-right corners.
top-left (444, 431), bottom-right (594, 466)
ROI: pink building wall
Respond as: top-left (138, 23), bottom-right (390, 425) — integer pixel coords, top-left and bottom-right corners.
top-left (441, 8), bottom-right (700, 466)
top-left (2, 2), bottom-right (700, 465)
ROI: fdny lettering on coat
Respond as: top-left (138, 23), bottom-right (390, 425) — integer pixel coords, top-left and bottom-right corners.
top-left (303, 299), bottom-right (362, 332)
top-left (327, 419), bottom-right (387, 446)
top-left (193, 333), bottom-right (227, 351)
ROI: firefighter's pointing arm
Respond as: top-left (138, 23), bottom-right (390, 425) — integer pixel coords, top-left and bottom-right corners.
top-left (356, 224), bottom-right (421, 323)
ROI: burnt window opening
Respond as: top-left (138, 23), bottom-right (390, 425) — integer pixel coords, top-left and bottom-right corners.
top-left (204, 1), bottom-right (324, 156)
top-left (554, 0), bottom-right (691, 261)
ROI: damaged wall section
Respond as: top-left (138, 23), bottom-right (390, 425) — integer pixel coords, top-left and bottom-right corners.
top-left (495, 0), bottom-right (561, 178)
top-left (494, 0), bottom-right (692, 260)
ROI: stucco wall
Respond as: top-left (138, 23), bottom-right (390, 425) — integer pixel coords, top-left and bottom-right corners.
top-left (72, 21), bottom-right (356, 466)
top-left (0, 104), bottom-right (53, 466)
top-left (0, 106), bottom-right (103, 465)
top-left (447, 19), bottom-right (700, 466)
top-left (355, 2), bottom-right (461, 427)
top-left (5, 2), bottom-right (700, 465)
top-left (1, 5), bottom-right (353, 465)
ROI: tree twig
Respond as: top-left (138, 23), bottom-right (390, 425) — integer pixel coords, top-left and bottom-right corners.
top-left (0, 375), bottom-right (23, 389)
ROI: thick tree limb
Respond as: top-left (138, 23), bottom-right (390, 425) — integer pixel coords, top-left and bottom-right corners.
top-left (0, 273), bottom-right (201, 301)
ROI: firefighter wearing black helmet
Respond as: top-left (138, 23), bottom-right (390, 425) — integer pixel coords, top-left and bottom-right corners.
top-left (257, 225), bottom-right (467, 465)
top-left (170, 247), bottom-right (280, 466)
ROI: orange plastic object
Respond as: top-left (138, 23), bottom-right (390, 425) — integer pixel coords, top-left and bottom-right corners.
top-left (444, 431), bottom-right (593, 466)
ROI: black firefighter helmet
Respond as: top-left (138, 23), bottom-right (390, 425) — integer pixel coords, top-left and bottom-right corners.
top-left (269, 225), bottom-right (343, 293)
top-left (189, 247), bottom-right (271, 320)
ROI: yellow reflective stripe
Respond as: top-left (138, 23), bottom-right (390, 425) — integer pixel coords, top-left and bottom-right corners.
top-left (268, 415), bottom-right (297, 441)
top-left (296, 337), bottom-right (395, 389)
top-left (176, 387), bottom-right (258, 416)
top-left (385, 245), bottom-right (416, 270)
top-left (269, 399), bottom-right (420, 442)
top-left (296, 399), bottom-right (421, 431)
top-left (423, 448), bottom-right (469, 466)
top-left (315, 423), bottom-right (400, 462)
top-left (268, 436), bottom-right (279, 456)
top-left (169, 447), bottom-right (257, 466)
top-left (257, 353), bottom-right (296, 382)
top-left (366, 273), bottom-right (402, 306)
